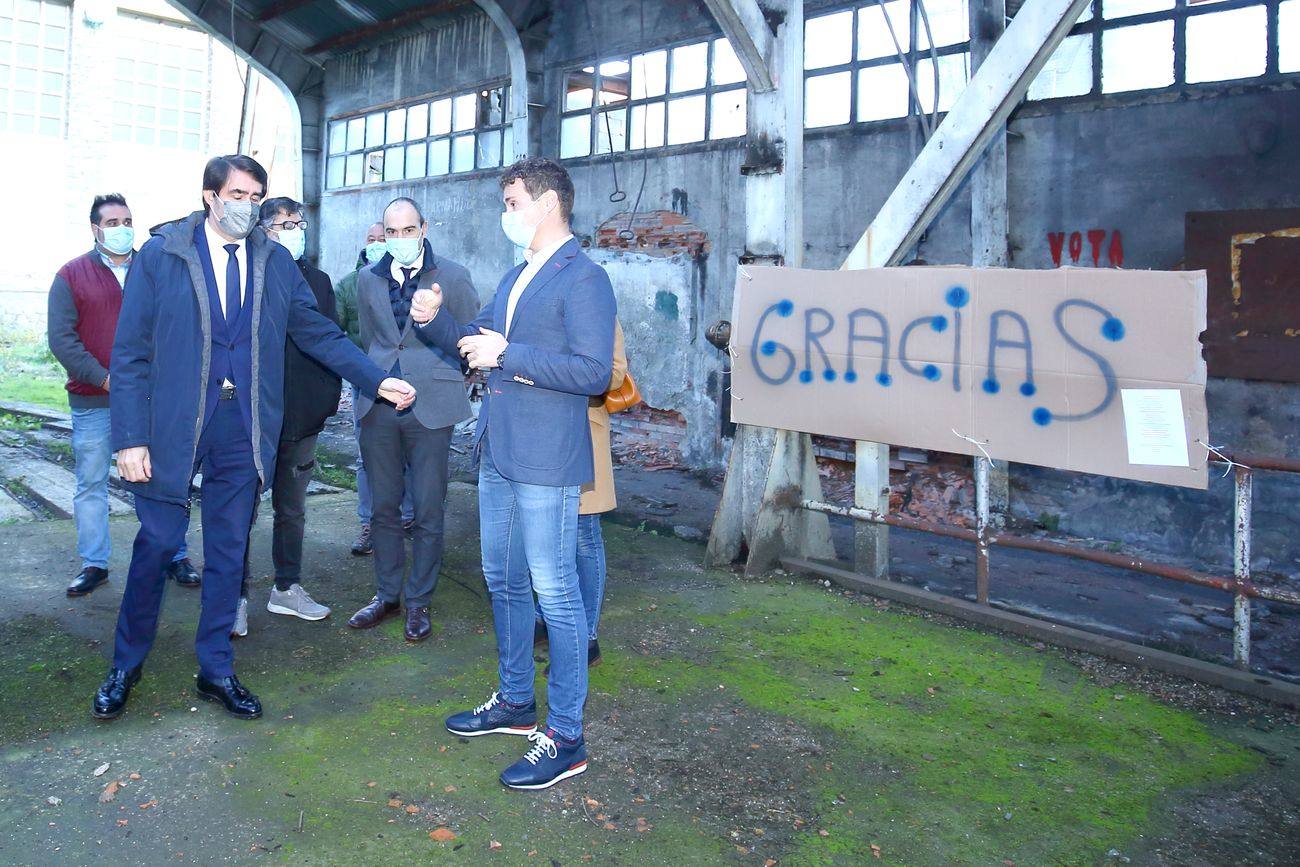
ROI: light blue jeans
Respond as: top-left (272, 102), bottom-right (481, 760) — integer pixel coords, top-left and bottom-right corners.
top-left (479, 444), bottom-right (587, 741)
top-left (71, 407), bottom-right (188, 569)
top-left (534, 513), bottom-right (607, 641)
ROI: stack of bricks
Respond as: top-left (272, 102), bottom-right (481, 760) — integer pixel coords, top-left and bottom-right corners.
top-left (610, 404), bottom-right (687, 468)
top-left (591, 211), bottom-right (712, 258)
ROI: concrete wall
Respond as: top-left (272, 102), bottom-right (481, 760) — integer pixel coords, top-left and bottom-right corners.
top-left (313, 0), bottom-right (1300, 574)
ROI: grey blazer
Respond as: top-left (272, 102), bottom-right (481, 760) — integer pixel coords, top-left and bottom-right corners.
top-left (356, 248), bottom-right (480, 430)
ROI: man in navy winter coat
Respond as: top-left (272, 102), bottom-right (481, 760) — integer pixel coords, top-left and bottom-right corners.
top-left (93, 154), bottom-right (416, 722)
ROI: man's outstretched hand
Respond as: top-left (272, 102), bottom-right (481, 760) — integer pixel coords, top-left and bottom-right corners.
top-left (411, 284), bottom-right (443, 324)
top-left (117, 446), bottom-right (151, 483)
top-left (378, 378), bottom-right (417, 410)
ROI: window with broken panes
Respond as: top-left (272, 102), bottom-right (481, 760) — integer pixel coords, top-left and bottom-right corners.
top-left (559, 37), bottom-right (748, 159)
top-left (806, 0), bottom-right (1299, 126)
top-left (111, 12), bottom-right (210, 150)
top-left (1030, 0), bottom-right (1294, 100)
top-left (804, 0), bottom-right (973, 129)
top-left (325, 84), bottom-right (512, 190)
top-left (0, 0), bottom-right (70, 136)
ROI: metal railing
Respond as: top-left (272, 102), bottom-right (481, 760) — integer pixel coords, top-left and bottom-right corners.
top-left (801, 450), bottom-right (1300, 670)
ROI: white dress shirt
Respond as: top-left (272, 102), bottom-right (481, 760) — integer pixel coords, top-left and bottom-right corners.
top-left (203, 220), bottom-right (246, 318)
top-left (203, 220), bottom-right (245, 387)
top-left (390, 246), bottom-right (425, 285)
top-left (98, 249), bottom-right (132, 290)
top-left (505, 233), bottom-right (572, 334)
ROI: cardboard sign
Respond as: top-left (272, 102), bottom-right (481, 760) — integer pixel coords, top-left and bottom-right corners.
top-left (729, 265), bottom-right (1209, 489)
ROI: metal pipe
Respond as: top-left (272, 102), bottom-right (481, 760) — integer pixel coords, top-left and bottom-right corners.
top-left (975, 456), bottom-right (990, 605)
top-left (1215, 453), bottom-right (1300, 474)
top-left (800, 499), bottom-right (1300, 607)
top-left (1233, 466), bottom-right (1253, 669)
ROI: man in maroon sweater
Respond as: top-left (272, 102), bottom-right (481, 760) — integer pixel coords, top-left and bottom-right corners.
top-left (48, 194), bottom-right (197, 597)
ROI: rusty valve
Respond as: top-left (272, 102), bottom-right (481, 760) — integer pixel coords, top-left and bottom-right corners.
top-left (706, 320), bottom-right (731, 352)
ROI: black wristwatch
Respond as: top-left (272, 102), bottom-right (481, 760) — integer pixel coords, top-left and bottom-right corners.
top-left (496, 348), bottom-right (508, 368)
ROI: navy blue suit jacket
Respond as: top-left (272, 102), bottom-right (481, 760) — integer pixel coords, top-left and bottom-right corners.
top-left (418, 238), bottom-right (616, 487)
top-left (111, 211), bottom-right (387, 504)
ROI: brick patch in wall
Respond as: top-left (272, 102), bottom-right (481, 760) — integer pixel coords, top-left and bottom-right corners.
top-left (590, 211), bottom-right (712, 257)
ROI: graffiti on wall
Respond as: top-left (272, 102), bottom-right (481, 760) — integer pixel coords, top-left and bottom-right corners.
top-left (1047, 230), bottom-right (1124, 268)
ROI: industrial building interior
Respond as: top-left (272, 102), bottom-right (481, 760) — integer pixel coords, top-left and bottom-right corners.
top-left (1, 0), bottom-right (1299, 862)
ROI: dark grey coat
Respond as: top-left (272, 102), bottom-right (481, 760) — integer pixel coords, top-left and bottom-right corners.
top-left (355, 245), bottom-right (478, 431)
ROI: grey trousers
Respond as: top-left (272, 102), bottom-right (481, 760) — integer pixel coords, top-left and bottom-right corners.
top-left (358, 404), bottom-right (452, 607)
top-left (270, 434), bottom-right (319, 590)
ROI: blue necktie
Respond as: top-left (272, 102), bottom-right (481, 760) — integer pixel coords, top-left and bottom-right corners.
top-left (223, 243), bottom-right (241, 330)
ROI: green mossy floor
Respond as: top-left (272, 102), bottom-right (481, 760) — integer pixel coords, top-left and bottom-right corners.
top-left (0, 491), bottom-right (1294, 865)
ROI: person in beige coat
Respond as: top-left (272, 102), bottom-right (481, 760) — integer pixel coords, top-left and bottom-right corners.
top-left (536, 320), bottom-right (627, 667)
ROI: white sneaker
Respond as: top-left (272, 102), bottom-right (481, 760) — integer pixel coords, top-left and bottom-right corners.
top-left (231, 597), bottom-right (249, 638)
top-left (267, 584), bottom-right (331, 621)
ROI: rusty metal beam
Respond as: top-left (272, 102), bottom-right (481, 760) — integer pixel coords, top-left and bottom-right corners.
top-left (306, 0), bottom-right (470, 55)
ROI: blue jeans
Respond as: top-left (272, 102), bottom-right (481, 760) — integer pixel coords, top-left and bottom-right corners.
top-left (534, 514), bottom-right (607, 641)
top-left (71, 408), bottom-right (185, 568)
top-left (479, 443), bottom-right (587, 741)
top-left (354, 385), bottom-right (413, 524)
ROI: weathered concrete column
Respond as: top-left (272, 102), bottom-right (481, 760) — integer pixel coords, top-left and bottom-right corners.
top-left (970, 0), bottom-right (1011, 523)
top-left (707, 0), bottom-right (833, 571)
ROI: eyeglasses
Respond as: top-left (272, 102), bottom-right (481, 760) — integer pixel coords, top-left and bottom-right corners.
top-left (272, 220), bottom-right (309, 231)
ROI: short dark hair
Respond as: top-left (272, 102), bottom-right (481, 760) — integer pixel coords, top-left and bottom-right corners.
top-left (385, 196), bottom-right (425, 225)
top-left (259, 196), bottom-right (303, 225)
top-left (202, 154), bottom-right (268, 213)
top-left (500, 158), bottom-right (574, 222)
top-left (90, 193), bottom-right (129, 225)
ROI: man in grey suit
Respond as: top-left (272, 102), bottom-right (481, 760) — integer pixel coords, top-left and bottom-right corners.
top-left (346, 197), bottom-right (479, 641)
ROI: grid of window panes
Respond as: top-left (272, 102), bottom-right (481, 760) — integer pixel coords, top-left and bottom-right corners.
top-left (0, 0), bottom-right (70, 136)
top-left (325, 84), bottom-right (512, 190)
top-left (112, 14), bottom-right (210, 149)
top-left (1029, 0), bottom-right (1297, 101)
top-left (804, 0), bottom-right (973, 129)
top-left (559, 37), bottom-right (748, 159)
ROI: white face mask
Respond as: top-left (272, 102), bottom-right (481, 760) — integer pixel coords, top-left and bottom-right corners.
top-left (277, 227), bottom-right (305, 260)
top-left (98, 225), bottom-right (135, 256)
top-left (500, 196), bottom-right (554, 249)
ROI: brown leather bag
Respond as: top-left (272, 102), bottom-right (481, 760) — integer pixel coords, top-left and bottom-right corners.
top-left (603, 371), bottom-right (642, 414)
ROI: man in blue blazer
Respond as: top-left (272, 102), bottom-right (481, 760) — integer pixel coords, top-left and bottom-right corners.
top-left (412, 158), bottom-right (615, 790)
top-left (95, 154), bottom-right (415, 722)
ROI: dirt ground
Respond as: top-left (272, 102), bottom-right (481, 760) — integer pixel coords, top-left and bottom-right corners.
top-left (1, 481), bottom-right (1298, 865)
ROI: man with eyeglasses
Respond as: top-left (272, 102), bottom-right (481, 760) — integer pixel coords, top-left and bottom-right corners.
top-left (221, 198), bottom-right (340, 637)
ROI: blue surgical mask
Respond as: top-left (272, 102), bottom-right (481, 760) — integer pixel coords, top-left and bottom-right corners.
top-left (387, 236), bottom-right (423, 266)
top-left (277, 228), bottom-right (306, 260)
top-left (364, 240), bottom-right (388, 263)
top-left (99, 225), bottom-right (134, 256)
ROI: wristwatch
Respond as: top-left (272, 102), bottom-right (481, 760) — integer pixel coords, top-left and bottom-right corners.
top-left (496, 347), bottom-right (508, 368)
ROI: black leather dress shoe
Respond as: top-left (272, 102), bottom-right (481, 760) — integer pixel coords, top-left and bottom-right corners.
top-left (196, 673), bottom-right (262, 719)
top-left (92, 666), bottom-right (142, 720)
top-left (167, 558), bottom-right (200, 587)
top-left (405, 606), bottom-right (432, 642)
top-left (348, 596), bottom-right (401, 629)
top-left (67, 567), bottom-right (109, 597)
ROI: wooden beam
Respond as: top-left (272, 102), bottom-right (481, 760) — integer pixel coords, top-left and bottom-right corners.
top-left (843, 0), bottom-right (1093, 269)
top-left (700, 0), bottom-right (775, 92)
top-left (306, 0), bottom-right (471, 55)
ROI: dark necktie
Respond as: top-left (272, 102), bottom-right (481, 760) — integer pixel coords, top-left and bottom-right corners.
top-left (401, 267), bottom-right (416, 287)
top-left (224, 244), bottom-right (241, 330)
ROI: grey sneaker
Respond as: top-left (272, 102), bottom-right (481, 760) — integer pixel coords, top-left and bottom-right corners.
top-left (231, 597), bottom-right (249, 638)
top-left (267, 584), bottom-right (331, 621)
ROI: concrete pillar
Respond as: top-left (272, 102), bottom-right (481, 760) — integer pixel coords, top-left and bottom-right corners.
top-left (970, 0), bottom-right (1011, 524)
top-left (708, 0), bottom-right (835, 570)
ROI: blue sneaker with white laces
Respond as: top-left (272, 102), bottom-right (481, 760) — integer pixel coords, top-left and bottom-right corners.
top-left (500, 728), bottom-right (589, 790)
top-left (445, 691), bottom-right (538, 737)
